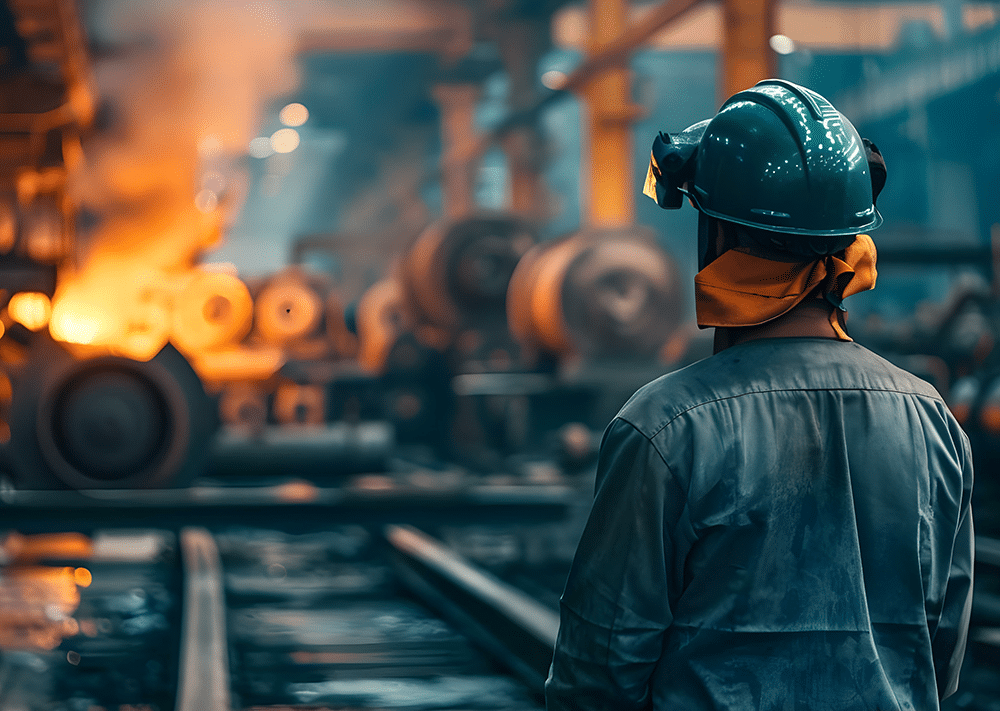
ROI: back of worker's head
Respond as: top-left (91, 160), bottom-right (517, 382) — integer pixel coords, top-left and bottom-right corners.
top-left (643, 79), bottom-right (887, 270)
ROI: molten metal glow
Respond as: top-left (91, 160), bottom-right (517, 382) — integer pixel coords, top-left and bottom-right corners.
top-left (187, 345), bottom-right (285, 382)
top-left (49, 302), bottom-right (102, 345)
top-left (48, 264), bottom-right (176, 362)
top-left (8, 292), bottom-right (51, 332)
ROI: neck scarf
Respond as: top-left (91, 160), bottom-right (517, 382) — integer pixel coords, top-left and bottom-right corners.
top-left (694, 234), bottom-right (878, 341)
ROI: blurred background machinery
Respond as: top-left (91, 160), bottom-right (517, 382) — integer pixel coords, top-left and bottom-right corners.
top-left (0, 0), bottom-right (996, 707)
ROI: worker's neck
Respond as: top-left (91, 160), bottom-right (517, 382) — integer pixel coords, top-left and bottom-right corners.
top-left (713, 300), bottom-right (844, 354)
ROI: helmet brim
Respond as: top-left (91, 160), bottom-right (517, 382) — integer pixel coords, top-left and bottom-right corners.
top-left (681, 187), bottom-right (883, 237)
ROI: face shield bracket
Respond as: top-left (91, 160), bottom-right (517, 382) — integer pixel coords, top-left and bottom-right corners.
top-left (642, 120), bottom-right (710, 210)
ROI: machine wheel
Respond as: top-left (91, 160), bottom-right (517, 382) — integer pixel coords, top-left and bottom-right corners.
top-left (7, 337), bottom-right (217, 489)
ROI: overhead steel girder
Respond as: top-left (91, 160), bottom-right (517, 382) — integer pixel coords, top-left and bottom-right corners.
top-left (291, 0), bottom-right (473, 62)
top-left (838, 23), bottom-right (1000, 124)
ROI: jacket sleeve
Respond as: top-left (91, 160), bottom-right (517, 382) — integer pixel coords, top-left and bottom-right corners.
top-left (545, 417), bottom-right (690, 711)
top-left (933, 429), bottom-right (975, 700)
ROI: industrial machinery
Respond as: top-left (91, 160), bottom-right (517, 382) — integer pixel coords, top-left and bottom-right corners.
top-left (0, 0), bottom-right (229, 489)
top-left (348, 215), bottom-right (686, 469)
top-left (506, 226), bottom-right (683, 365)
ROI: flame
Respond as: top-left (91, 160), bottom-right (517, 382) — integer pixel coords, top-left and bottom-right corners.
top-left (50, 1), bottom-right (300, 375)
top-left (49, 259), bottom-right (179, 361)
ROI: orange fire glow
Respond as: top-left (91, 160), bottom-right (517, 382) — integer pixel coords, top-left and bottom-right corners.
top-left (8, 292), bottom-right (52, 332)
top-left (49, 260), bottom-right (178, 361)
top-left (73, 568), bottom-right (92, 588)
top-left (48, 1), bottom-right (300, 379)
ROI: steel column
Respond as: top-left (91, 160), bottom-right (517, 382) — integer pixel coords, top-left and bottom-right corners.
top-left (433, 83), bottom-right (481, 219)
top-left (583, 0), bottom-right (642, 229)
top-left (720, 0), bottom-right (777, 103)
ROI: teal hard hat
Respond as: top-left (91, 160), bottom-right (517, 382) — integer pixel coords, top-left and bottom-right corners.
top-left (645, 79), bottom-right (886, 251)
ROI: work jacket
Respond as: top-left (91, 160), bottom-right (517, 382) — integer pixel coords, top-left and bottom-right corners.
top-left (546, 338), bottom-right (974, 711)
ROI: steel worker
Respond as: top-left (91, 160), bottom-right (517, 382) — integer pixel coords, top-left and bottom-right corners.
top-left (545, 80), bottom-right (974, 710)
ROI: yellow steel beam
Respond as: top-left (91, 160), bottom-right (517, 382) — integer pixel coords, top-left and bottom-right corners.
top-left (582, 0), bottom-right (644, 229)
top-left (554, 2), bottom-right (1000, 53)
top-left (720, 0), bottom-right (777, 102)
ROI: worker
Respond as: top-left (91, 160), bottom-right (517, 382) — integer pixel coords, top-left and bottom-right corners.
top-left (545, 79), bottom-right (974, 710)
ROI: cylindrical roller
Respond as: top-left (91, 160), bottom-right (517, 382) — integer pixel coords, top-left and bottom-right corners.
top-left (402, 212), bottom-right (537, 331)
top-left (253, 268), bottom-right (325, 345)
top-left (208, 421), bottom-right (393, 478)
top-left (507, 234), bottom-right (587, 357)
top-left (7, 336), bottom-right (218, 489)
top-left (507, 229), bottom-right (683, 361)
top-left (171, 270), bottom-right (253, 354)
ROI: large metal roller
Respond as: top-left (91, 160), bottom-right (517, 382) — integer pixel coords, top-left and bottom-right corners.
top-left (170, 270), bottom-right (254, 355)
top-left (507, 229), bottom-right (683, 361)
top-left (6, 336), bottom-right (218, 489)
top-left (253, 268), bottom-right (326, 345)
top-left (252, 267), bottom-right (353, 361)
top-left (402, 213), bottom-right (537, 331)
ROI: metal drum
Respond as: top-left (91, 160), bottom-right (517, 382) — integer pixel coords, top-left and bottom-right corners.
top-left (171, 270), bottom-right (254, 355)
top-left (7, 336), bottom-right (218, 489)
top-left (401, 213), bottom-right (537, 332)
top-left (507, 228), bottom-right (683, 361)
top-left (252, 267), bottom-right (330, 359)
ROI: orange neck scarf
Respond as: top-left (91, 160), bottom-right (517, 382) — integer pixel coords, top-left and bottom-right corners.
top-left (694, 234), bottom-right (878, 341)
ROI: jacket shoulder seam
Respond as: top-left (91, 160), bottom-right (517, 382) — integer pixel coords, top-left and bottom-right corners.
top-left (622, 386), bottom-right (946, 439)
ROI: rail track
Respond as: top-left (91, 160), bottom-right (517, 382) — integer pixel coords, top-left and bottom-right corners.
top-left (0, 517), bottom-right (566, 711)
top-left (0, 481), bottom-right (999, 711)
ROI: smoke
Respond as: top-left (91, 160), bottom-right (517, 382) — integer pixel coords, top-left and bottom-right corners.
top-left (70, 0), bottom-right (301, 271)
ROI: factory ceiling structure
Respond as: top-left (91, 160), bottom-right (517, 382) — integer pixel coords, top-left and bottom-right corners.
top-left (0, 3), bottom-right (999, 710)
top-left (92, 0), bottom-right (992, 287)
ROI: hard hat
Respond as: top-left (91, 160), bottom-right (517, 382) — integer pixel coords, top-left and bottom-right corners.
top-left (644, 79), bottom-right (886, 257)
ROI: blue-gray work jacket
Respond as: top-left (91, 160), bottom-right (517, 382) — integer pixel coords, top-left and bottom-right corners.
top-left (546, 338), bottom-right (974, 710)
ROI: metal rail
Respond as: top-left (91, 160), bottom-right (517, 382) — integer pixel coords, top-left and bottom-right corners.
top-left (0, 482), bottom-right (576, 533)
top-left (176, 527), bottom-right (231, 711)
top-left (385, 524), bottom-right (559, 694)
